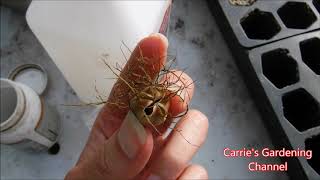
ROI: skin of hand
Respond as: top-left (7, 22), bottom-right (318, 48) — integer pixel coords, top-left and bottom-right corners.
top-left (65, 33), bottom-right (209, 180)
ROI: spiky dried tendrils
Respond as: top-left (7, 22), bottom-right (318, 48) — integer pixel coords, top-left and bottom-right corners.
top-left (73, 43), bottom-right (197, 147)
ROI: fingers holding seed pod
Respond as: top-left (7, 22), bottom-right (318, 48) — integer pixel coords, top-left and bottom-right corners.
top-left (95, 33), bottom-right (169, 138)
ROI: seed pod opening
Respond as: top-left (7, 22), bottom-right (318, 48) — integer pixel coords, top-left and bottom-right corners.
top-left (129, 86), bottom-right (171, 127)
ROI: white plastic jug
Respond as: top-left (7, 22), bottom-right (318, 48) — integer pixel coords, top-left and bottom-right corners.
top-left (26, 1), bottom-right (171, 103)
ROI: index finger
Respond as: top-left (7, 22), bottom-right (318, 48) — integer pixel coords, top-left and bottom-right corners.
top-left (95, 33), bottom-right (169, 138)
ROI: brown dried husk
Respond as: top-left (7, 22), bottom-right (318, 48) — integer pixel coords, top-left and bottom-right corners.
top-left (101, 50), bottom-right (191, 135)
top-left (229, 0), bottom-right (256, 6)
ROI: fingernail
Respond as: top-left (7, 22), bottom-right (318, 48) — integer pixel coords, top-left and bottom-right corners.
top-left (192, 111), bottom-right (208, 127)
top-left (149, 33), bottom-right (168, 47)
top-left (147, 174), bottom-right (162, 180)
top-left (118, 111), bottom-right (147, 159)
top-left (168, 84), bottom-right (185, 101)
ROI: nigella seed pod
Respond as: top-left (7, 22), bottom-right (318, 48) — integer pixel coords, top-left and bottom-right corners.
top-left (129, 86), bottom-right (170, 128)
top-left (88, 52), bottom-right (195, 142)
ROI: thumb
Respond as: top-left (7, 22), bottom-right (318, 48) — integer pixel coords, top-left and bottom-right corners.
top-left (66, 111), bottom-right (153, 180)
top-left (105, 111), bottom-right (154, 179)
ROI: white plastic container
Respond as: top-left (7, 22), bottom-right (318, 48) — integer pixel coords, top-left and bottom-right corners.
top-left (26, 1), bottom-right (171, 103)
top-left (0, 78), bottom-right (60, 151)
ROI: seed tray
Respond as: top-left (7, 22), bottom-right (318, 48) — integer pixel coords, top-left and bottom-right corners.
top-left (214, 0), bottom-right (320, 48)
top-left (249, 31), bottom-right (320, 179)
top-left (208, 1), bottom-right (320, 179)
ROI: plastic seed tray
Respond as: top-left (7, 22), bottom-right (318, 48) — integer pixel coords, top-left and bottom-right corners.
top-left (208, 0), bottom-right (320, 179)
top-left (249, 31), bottom-right (320, 179)
top-left (215, 0), bottom-right (320, 48)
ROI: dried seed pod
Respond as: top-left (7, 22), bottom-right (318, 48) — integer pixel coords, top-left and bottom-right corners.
top-left (229, 0), bottom-right (256, 6)
top-left (130, 86), bottom-right (170, 127)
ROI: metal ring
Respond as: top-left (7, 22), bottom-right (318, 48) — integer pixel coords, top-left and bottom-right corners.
top-left (8, 64), bottom-right (48, 95)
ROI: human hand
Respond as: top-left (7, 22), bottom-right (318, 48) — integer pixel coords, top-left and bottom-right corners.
top-left (65, 33), bottom-right (209, 180)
